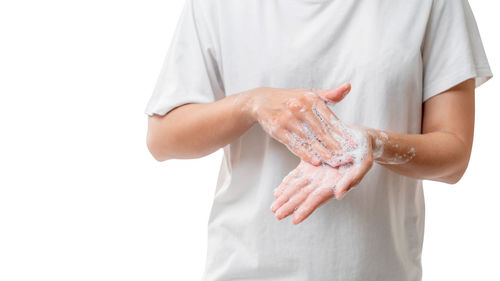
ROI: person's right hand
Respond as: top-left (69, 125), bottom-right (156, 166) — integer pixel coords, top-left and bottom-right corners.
top-left (245, 83), bottom-right (352, 167)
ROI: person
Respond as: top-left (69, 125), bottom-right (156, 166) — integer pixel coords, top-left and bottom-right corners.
top-left (144, 0), bottom-right (492, 280)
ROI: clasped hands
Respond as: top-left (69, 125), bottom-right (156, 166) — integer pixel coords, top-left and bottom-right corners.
top-left (247, 83), bottom-right (375, 225)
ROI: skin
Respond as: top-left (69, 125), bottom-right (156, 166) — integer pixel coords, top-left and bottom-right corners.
top-left (147, 79), bottom-right (475, 225)
top-left (147, 84), bottom-right (352, 164)
top-left (270, 123), bottom-right (374, 224)
top-left (270, 79), bottom-right (475, 224)
top-left (249, 84), bottom-right (354, 167)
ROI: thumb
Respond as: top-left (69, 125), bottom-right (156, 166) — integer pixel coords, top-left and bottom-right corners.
top-left (314, 82), bottom-right (351, 104)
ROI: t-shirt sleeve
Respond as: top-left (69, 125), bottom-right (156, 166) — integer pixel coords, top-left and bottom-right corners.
top-left (144, 0), bottom-right (224, 116)
top-left (421, 0), bottom-right (493, 102)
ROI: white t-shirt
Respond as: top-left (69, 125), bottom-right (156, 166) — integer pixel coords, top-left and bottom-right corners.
top-left (145, 0), bottom-right (492, 280)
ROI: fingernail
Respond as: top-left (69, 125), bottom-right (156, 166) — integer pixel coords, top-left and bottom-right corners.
top-left (276, 212), bottom-right (283, 220)
top-left (292, 212), bottom-right (301, 223)
top-left (344, 83), bottom-right (349, 90)
top-left (270, 203), bottom-right (277, 212)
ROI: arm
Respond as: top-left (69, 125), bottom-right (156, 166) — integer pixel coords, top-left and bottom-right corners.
top-left (271, 79), bottom-right (476, 224)
top-left (368, 78), bottom-right (475, 184)
top-left (146, 93), bottom-right (254, 161)
top-left (146, 84), bottom-right (351, 162)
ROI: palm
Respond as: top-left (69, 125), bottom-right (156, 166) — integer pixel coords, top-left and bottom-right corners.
top-left (271, 141), bottom-right (373, 225)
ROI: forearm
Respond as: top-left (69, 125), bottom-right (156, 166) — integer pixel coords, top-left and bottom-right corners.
top-left (146, 91), bottom-right (255, 161)
top-left (146, 84), bottom-right (352, 164)
top-left (367, 129), bottom-right (472, 184)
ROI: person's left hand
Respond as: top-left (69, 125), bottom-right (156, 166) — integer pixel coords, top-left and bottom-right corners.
top-left (270, 127), bottom-right (374, 225)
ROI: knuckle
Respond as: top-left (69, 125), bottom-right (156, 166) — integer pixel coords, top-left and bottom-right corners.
top-left (287, 101), bottom-right (304, 112)
top-left (299, 186), bottom-right (311, 196)
top-left (278, 110), bottom-right (294, 123)
top-left (268, 115), bottom-right (280, 127)
top-left (298, 205), bottom-right (311, 214)
top-left (311, 189), bottom-right (323, 198)
top-left (276, 197), bottom-right (286, 206)
top-left (302, 93), bottom-right (317, 103)
top-left (317, 187), bottom-right (334, 197)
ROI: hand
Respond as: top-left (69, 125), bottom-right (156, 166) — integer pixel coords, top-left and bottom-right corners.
top-left (245, 83), bottom-right (353, 167)
top-left (270, 126), bottom-right (374, 225)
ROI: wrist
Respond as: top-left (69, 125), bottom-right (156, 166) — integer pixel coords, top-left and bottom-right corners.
top-left (240, 87), bottom-right (269, 122)
top-left (235, 88), bottom-right (260, 124)
top-left (364, 128), bottom-right (385, 161)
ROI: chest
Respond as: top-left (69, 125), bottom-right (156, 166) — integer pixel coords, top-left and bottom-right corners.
top-left (218, 1), bottom-right (425, 132)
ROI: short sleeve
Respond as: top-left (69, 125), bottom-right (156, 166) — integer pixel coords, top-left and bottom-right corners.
top-left (422, 0), bottom-right (493, 102)
top-left (144, 0), bottom-right (224, 116)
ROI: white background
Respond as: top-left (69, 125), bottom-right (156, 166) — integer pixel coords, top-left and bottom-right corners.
top-left (0, 0), bottom-right (498, 280)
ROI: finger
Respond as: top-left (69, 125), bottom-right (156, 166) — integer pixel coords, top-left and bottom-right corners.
top-left (335, 154), bottom-right (373, 200)
top-left (318, 100), bottom-right (340, 121)
top-left (275, 184), bottom-right (316, 220)
top-left (274, 168), bottom-right (301, 199)
top-left (292, 187), bottom-right (335, 224)
top-left (282, 130), bottom-right (322, 166)
top-left (285, 121), bottom-right (335, 163)
top-left (333, 171), bottom-right (356, 201)
top-left (271, 177), bottom-right (310, 214)
top-left (301, 109), bottom-right (342, 153)
top-left (324, 154), bottom-right (353, 168)
top-left (312, 100), bottom-right (358, 161)
top-left (313, 82), bottom-right (351, 104)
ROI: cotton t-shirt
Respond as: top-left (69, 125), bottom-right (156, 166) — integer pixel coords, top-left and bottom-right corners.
top-left (144, 0), bottom-right (492, 280)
